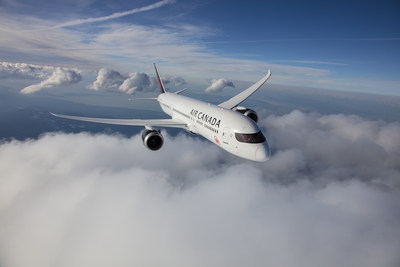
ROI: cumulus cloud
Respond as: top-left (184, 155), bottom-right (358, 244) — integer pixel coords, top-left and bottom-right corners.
top-left (0, 111), bottom-right (399, 267)
top-left (88, 68), bottom-right (186, 94)
top-left (164, 75), bottom-right (187, 87)
top-left (205, 78), bottom-right (235, 93)
top-left (0, 62), bottom-right (82, 94)
top-left (119, 72), bottom-right (156, 94)
top-left (87, 68), bottom-right (127, 91)
top-left (20, 67), bottom-right (82, 94)
top-left (0, 62), bottom-right (50, 79)
top-left (0, 62), bottom-right (50, 78)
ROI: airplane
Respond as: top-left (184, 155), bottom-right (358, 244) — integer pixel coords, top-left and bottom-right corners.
top-left (51, 64), bottom-right (272, 162)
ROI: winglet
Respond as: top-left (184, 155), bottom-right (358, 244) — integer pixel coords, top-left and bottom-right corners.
top-left (218, 70), bottom-right (271, 109)
top-left (153, 63), bottom-right (167, 93)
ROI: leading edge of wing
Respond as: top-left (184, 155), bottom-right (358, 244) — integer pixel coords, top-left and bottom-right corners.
top-left (50, 112), bottom-right (186, 128)
top-left (218, 70), bottom-right (271, 109)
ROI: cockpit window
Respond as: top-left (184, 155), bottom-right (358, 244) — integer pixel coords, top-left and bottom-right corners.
top-left (235, 131), bottom-right (266, 143)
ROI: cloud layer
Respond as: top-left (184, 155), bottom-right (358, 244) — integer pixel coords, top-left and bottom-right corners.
top-left (88, 67), bottom-right (186, 94)
top-left (262, 111), bottom-right (400, 182)
top-left (0, 111), bottom-right (399, 267)
top-left (0, 13), bottom-right (349, 92)
top-left (205, 78), bottom-right (235, 93)
top-left (0, 62), bottom-right (82, 94)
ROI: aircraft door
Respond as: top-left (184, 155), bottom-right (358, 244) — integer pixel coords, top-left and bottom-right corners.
top-left (223, 127), bottom-right (230, 144)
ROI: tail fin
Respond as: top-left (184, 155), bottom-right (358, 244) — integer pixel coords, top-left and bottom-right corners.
top-left (153, 63), bottom-right (167, 93)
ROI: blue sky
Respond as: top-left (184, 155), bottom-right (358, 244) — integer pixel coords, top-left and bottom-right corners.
top-left (1, 0), bottom-right (399, 95)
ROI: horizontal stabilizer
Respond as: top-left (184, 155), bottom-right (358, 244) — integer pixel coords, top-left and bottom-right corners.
top-left (174, 88), bottom-right (188, 94)
top-left (128, 98), bottom-right (158, 101)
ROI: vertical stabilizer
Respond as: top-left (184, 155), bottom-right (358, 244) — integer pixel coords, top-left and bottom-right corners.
top-left (153, 63), bottom-right (167, 93)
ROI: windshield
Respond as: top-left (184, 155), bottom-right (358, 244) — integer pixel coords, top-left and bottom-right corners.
top-left (235, 131), bottom-right (266, 143)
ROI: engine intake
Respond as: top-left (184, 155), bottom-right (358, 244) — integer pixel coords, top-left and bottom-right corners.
top-left (233, 106), bottom-right (258, 123)
top-left (142, 129), bottom-right (164, 151)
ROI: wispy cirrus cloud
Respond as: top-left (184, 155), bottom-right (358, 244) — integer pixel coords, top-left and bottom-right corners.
top-left (0, 12), bottom-right (343, 91)
top-left (0, 11), bottom-right (332, 83)
top-left (1, 4), bottom-right (398, 95)
top-left (54, 0), bottom-right (176, 28)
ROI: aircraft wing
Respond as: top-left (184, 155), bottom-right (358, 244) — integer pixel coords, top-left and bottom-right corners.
top-left (218, 70), bottom-right (271, 109)
top-left (50, 112), bottom-right (187, 128)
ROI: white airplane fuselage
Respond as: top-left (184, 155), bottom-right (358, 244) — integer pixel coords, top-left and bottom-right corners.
top-left (158, 93), bottom-right (271, 162)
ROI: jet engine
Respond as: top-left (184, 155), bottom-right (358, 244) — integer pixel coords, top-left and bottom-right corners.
top-left (142, 129), bottom-right (164, 151)
top-left (233, 106), bottom-right (258, 123)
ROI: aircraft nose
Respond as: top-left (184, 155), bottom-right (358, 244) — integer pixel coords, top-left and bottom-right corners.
top-left (255, 142), bottom-right (271, 162)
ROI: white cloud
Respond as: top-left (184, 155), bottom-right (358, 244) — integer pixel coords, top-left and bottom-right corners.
top-left (54, 0), bottom-right (176, 28)
top-left (119, 72), bottom-right (156, 94)
top-left (88, 68), bottom-right (127, 91)
top-left (0, 61), bottom-right (52, 79)
top-left (0, 112), bottom-right (399, 267)
top-left (88, 68), bottom-right (186, 94)
top-left (0, 14), bottom-right (334, 87)
top-left (1, 9), bottom-right (399, 95)
top-left (0, 62), bottom-right (82, 94)
top-left (20, 67), bottom-right (82, 94)
top-left (260, 110), bottom-right (400, 184)
top-left (164, 75), bottom-right (187, 87)
top-left (205, 78), bottom-right (235, 93)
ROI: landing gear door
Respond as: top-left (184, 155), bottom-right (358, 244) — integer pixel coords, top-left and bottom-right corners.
top-left (223, 127), bottom-right (230, 144)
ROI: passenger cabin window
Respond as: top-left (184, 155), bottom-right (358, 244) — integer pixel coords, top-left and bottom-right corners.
top-left (235, 131), bottom-right (266, 143)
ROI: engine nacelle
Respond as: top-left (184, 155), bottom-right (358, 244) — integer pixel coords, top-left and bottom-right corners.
top-left (142, 129), bottom-right (164, 151)
top-left (233, 106), bottom-right (258, 123)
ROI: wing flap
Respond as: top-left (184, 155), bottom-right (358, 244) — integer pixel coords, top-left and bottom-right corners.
top-left (218, 70), bottom-right (271, 109)
top-left (50, 112), bottom-right (186, 128)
